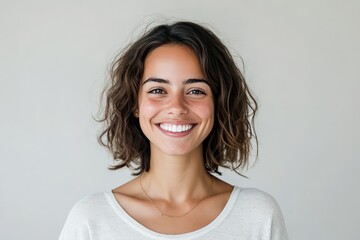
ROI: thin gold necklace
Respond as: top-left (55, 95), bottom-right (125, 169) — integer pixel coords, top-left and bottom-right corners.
top-left (139, 174), bottom-right (213, 218)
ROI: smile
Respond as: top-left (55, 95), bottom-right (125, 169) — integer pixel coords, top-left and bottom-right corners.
top-left (159, 123), bottom-right (194, 133)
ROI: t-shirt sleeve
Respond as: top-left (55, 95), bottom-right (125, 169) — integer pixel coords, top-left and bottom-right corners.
top-left (58, 198), bottom-right (92, 240)
top-left (235, 188), bottom-right (288, 240)
top-left (268, 196), bottom-right (288, 240)
top-left (256, 189), bottom-right (288, 240)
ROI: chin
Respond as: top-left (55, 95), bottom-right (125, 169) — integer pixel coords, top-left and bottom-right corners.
top-left (159, 145), bottom-right (201, 157)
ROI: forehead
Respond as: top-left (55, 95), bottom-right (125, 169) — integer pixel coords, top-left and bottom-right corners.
top-left (142, 44), bottom-right (204, 81)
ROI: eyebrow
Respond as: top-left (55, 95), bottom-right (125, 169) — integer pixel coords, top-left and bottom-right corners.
top-left (142, 78), bottom-right (209, 86)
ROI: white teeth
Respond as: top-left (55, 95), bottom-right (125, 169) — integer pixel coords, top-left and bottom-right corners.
top-left (159, 123), bottom-right (193, 133)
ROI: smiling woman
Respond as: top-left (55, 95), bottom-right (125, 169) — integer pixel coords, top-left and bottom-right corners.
top-left (59, 21), bottom-right (288, 240)
top-left (138, 44), bottom-right (214, 158)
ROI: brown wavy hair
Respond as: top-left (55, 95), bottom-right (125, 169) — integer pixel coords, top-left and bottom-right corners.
top-left (98, 21), bottom-right (258, 175)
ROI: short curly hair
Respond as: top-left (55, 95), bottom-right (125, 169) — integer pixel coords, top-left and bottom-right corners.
top-left (98, 21), bottom-right (258, 175)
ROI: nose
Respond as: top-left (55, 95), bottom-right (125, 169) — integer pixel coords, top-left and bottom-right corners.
top-left (166, 93), bottom-right (188, 116)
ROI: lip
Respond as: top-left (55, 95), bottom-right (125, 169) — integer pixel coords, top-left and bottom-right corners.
top-left (156, 122), bottom-right (196, 137)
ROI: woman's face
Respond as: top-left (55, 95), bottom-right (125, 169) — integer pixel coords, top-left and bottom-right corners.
top-left (137, 44), bottom-right (214, 157)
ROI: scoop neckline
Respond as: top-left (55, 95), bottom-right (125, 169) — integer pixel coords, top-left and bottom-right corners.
top-left (104, 185), bottom-right (241, 240)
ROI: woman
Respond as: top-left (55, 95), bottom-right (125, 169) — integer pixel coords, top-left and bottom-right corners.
top-left (59, 21), bottom-right (288, 239)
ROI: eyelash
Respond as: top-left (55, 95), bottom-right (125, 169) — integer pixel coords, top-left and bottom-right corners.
top-left (148, 88), bottom-right (165, 94)
top-left (188, 89), bottom-right (205, 95)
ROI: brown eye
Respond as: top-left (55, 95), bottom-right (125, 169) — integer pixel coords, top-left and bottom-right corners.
top-left (148, 88), bottom-right (166, 94)
top-left (188, 89), bottom-right (205, 95)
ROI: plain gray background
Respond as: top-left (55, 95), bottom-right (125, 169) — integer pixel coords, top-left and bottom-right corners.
top-left (1, 0), bottom-right (359, 239)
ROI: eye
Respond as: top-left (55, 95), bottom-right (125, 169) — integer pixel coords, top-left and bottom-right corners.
top-left (187, 89), bottom-right (206, 95)
top-left (148, 88), bottom-right (166, 94)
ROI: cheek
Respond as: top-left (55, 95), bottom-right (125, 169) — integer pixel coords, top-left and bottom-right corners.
top-left (138, 99), bottom-right (160, 117)
top-left (138, 99), bottom-right (161, 135)
top-left (202, 99), bottom-right (214, 116)
top-left (195, 100), bottom-right (215, 124)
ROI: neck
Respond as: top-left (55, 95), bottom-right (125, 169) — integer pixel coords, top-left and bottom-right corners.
top-left (141, 146), bottom-right (212, 203)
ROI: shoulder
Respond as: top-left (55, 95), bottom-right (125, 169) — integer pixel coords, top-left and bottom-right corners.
top-left (225, 187), bottom-right (288, 239)
top-left (59, 192), bottom-right (115, 240)
top-left (232, 187), bottom-right (285, 220)
top-left (231, 187), bottom-right (287, 223)
top-left (67, 192), bottom-right (109, 218)
top-left (237, 187), bottom-right (281, 211)
top-left (59, 193), bottom-right (109, 230)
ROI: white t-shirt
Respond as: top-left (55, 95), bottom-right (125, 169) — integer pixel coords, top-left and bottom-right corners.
top-left (59, 187), bottom-right (288, 240)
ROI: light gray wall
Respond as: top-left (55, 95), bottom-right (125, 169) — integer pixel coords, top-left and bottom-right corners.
top-left (1, 0), bottom-right (359, 239)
